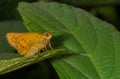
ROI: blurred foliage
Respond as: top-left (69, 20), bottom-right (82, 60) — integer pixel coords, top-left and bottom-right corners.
top-left (0, 0), bottom-right (38, 20)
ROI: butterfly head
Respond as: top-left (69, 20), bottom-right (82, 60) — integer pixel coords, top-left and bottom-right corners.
top-left (44, 32), bottom-right (52, 40)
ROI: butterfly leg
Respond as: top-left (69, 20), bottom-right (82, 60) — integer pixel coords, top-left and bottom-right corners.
top-left (48, 41), bottom-right (53, 51)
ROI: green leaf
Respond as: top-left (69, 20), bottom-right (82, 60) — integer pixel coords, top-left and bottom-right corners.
top-left (18, 2), bottom-right (120, 79)
top-left (0, 49), bottom-right (66, 75)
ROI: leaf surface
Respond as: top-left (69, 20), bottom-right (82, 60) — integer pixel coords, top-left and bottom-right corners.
top-left (18, 2), bottom-right (120, 79)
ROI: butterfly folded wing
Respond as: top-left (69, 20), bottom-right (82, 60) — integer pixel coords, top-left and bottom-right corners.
top-left (6, 33), bottom-right (22, 48)
top-left (16, 33), bottom-right (48, 57)
top-left (6, 32), bottom-right (53, 57)
top-left (23, 43), bottom-right (44, 57)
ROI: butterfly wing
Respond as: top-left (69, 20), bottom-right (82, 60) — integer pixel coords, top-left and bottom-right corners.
top-left (16, 33), bottom-right (46, 57)
top-left (23, 43), bottom-right (42, 57)
top-left (6, 33), bottom-right (22, 48)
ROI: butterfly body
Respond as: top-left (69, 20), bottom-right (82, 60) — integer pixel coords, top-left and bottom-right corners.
top-left (6, 32), bottom-right (53, 57)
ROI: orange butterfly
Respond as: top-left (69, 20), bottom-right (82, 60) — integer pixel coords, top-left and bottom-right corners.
top-left (6, 32), bottom-right (53, 57)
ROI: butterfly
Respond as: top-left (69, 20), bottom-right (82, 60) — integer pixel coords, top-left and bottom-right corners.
top-left (6, 32), bottom-right (53, 57)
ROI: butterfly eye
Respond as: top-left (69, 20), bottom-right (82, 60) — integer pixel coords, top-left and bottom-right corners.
top-left (45, 32), bottom-right (49, 37)
top-left (44, 32), bottom-right (52, 39)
